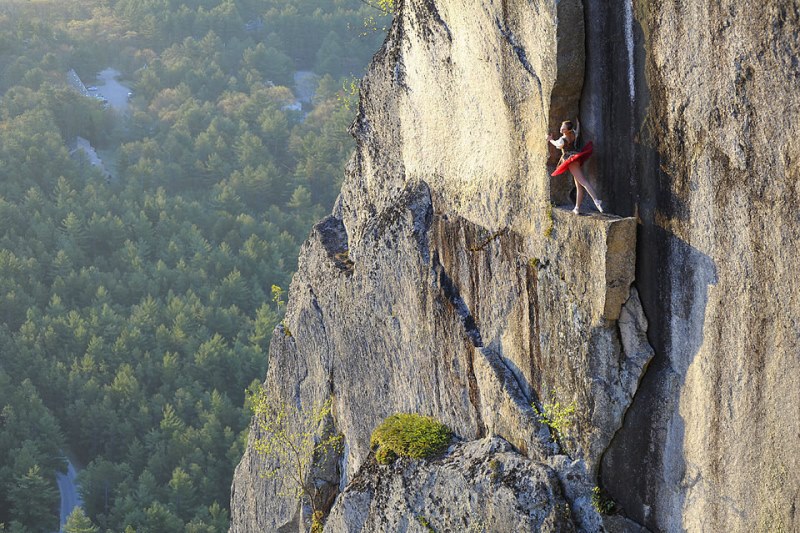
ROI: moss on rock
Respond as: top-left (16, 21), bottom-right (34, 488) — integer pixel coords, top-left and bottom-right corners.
top-left (370, 413), bottom-right (452, 464)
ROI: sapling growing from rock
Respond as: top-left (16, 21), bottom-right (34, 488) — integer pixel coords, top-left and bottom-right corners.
top-left (532, 393), bottom-right (576, 447)
top-left (249, 388), bottom-right (342, 526)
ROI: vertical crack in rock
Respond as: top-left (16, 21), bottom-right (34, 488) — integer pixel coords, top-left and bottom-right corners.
top-left (527, 259), bottom-right (544, 397)
top-left (596, 286), bottom-right (656, 518)
top-left (410, 182), bottom-right (434, 264)
top-left (308, 287), bottom-right (336, 394)
top-left (431, 250), bottom-right (486, 437)
top-left (615, 287), bottom-right (655, 404)
top-left (473, 346), bottom-right (554, 459)
top-left (433, 251), bottom-right (484, 348)
top-left (486, 341), bottom-right (532, 406)
top-left (495, 17), bottom-right (540, 84)
top-left (314, 215), bottom-right (354, 275)
top-left (306, 409), bottom-right (344, 530)
top-left (392, 59), bottom-right (408, 90)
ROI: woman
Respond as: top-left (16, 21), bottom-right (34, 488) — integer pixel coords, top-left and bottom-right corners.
top-left (546, 119), bottom-right (603, 215)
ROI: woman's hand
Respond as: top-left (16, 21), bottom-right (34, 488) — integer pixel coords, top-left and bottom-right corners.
top-left (546, 133), bottom-right (553, 141)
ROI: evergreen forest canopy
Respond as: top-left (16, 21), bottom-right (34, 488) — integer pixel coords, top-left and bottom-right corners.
top-left (0, 0), bottom-right (389, 531)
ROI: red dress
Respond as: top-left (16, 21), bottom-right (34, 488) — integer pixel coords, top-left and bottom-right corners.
top-left (551, 141), bottom-right (593, 177)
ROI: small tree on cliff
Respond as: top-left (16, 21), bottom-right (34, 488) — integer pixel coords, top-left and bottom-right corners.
top-left (359, 0), bottom-right (396, 36)
top-left (248, 387), bottom-right (342, 529)
top-left (359, 0), bottom-right (395, 16)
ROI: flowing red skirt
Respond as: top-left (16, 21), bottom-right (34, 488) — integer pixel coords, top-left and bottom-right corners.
top-left (551, 141), bottom-right (593, 176)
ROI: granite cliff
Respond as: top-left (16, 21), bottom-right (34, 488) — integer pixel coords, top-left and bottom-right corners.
top-left (230, 1), bottom-right (800, 532)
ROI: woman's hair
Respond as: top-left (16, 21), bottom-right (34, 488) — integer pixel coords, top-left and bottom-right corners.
top-left (561, 120), bottom-right (574, 132)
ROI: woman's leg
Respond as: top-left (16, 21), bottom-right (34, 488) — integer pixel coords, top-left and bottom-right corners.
top-left (569, 163), bottom-right (603, 212)
top-left (573, 175), bottom-right (584, 214)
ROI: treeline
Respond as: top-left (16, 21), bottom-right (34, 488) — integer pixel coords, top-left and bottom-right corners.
top-left (0, 0), bottom-right (385, 90)
top-left (0, 0), bottom-right (388, 531)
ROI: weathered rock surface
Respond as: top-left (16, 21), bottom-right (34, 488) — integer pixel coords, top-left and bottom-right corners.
top-left (602, 515), bottom-right (650, 533)
top-left (231, 1), bottom-right (800, 529)
top-left (535, 211), bottom-right (651, 473)
top-left (323, 437), bottom-right (576, 533)
top-left (580, 2), bottom-right (800, 532)
top-left (545, 455), bottom-right (603, 532)
top-left (229, 0), bottom-right (661, 531)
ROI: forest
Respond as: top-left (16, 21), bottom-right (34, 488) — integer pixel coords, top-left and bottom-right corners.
top-left (0, 0), bottom-right (389, 531)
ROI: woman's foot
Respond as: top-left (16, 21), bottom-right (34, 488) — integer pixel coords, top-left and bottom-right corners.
top-left (572, 206), bottom-right (580, 215)
top-left (594, 199), bottom-right (604, 213)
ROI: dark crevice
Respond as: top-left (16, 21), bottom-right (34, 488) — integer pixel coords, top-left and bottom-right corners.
top-left (304, 287), bottom-right (343, 529)
top-left (527, 259), bottom-right (544, 397)
top-left (308, 287), bottom-right (336, 395)
top-left (308, 412), bottom-right (344, 532)
top-left (495, 17), bottom-right (539, 82)
top-left (432, 251), bottom-right (483, 347)
top-left (430, 249), bottom-right (485, 436)
top-left (314, 215), bottom-right (354, 275)
top-left (308, 287), bottom-right (327, 340)
top-left (410, 181), bottom-right (434, 263)
top-left (596, 286), bottom-right (657, 526)
top-left (416, 0), bottom-right (452, 41)
top-left (466, 347), bottom-right (486, 438)
top-left (491, 347), bottom-right (533, 407)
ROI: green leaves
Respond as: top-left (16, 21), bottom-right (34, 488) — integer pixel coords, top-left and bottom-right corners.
top-left (532, 395), bottom-right (576, 444)
top-left (8, 465), bottom-right (59, 532)
top-left (249, 389), bottom-right (342, 512)
top-left (64, 507), bottom-right (99, 533)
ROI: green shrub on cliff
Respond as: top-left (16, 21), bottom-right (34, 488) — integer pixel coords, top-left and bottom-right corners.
top-left (533, 395), bottom-right (576, 444)
top-left (592, 486), bottom-right (616, 515)
top-left (370, 414), bottom-right (452, 464)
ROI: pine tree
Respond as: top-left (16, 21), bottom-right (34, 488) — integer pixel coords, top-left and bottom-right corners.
top-left (64, 507), bottom-right (99, 533)
top-left (7, 465), bottom-right (59, 532)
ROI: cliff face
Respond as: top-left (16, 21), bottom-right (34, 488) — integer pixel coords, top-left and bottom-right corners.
top-left (587, 2), bottom-right (800, 532)
top-left (230, 1), bottom-right (800, 532)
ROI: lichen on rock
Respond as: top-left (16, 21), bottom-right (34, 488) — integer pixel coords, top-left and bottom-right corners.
top-left (324, 437), bottom-right (578, 533)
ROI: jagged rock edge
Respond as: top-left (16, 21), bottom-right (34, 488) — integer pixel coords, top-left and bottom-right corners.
top-left (595, 284), bottom-right (655, 531)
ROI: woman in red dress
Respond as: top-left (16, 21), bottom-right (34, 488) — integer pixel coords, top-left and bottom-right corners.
top-left (547, 118), bottom-right (603, 215)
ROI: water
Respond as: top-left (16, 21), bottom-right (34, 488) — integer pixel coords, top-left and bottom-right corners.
top-left (623, 0), bottom-right (637, 200)
top-left (623, 0), bottom-right (636, 107)
top-left (293, 70), bottom-right (319, 105)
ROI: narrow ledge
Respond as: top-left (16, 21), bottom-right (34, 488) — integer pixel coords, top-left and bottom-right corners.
top-left (546, 206), bottom-right (637, 322)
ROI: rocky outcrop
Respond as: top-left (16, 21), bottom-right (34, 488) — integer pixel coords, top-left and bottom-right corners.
top-left (230, 0), bottom-right (800, 530)
top-left (535, 211), bottom-right (651, 474)
top-left (231, 0), bottom-right (649, 531)
top-left (229, 0), bottom-right (652, 530)
top-left (324, 438), bottom-right (578, 532)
